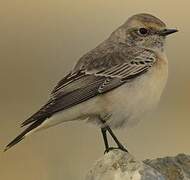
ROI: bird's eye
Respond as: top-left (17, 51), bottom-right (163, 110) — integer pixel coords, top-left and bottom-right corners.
top-left (138, 28), bottom-right (148, 35)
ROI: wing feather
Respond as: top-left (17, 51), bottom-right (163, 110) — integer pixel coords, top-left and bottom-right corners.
top-left (21, 52), bottom-right (156, 127)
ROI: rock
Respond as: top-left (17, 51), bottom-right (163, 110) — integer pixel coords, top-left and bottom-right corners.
top-left (144, 154), bottom-right (190, 180)
top-left (85, 150), bottom-right (190, 180)
top-left (85, 150), bottom-right (165, 180)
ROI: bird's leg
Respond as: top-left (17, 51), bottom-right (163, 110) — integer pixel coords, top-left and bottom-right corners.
top-left (106, 126), bottom-right (128, 153)
top-left (100, 118), bottom-right (115, 153)
top-left (101, 126), bottom-right (118, 153)
top-left (101, 127), bottom-right (109, 153)
top-left (100, 118), bottom-right (128, 153)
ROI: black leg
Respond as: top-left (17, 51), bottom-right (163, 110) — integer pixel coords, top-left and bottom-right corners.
top-left (101, 127), bottom-right (109, 152)
top-left (106, 126), bottom-right (128, 152)
top-left (101, 127), bottom-right (118, 153)
top-left (99, 118), bottom-right (128, 153)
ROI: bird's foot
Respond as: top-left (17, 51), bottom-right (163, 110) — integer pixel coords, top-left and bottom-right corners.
top-left (104, 146), bottom-right (128, 154)
top-left (117, 143), bottom-right (128, 153)
top-left (104, 147), bottom-right (119, 154)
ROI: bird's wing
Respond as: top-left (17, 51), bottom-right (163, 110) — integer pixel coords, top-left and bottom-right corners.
top-left (21, 51), bottom-right (156, 127)
top-left (5, 51), bottom-right (156, 151)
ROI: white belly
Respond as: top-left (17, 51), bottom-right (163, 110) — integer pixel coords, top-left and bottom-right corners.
top-left (103, 59), bottom-right (168, 128)
top-left (39, 56), bottom-right (168, 131)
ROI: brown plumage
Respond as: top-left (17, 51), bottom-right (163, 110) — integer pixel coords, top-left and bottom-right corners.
top-left (5, 13), bottom-right (177, 152)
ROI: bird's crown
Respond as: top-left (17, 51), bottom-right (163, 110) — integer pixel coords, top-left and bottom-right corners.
top-left (125, 13), bottom-right (166, 30)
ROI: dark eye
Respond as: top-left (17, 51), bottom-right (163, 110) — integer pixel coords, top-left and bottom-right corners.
top-left (138, 28), bottom-right (148, 35)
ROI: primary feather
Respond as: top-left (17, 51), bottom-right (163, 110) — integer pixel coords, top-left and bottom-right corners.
top-left (5, 48), bottom-right (155, 151)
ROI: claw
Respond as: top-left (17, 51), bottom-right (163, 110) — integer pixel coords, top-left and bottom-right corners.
top-left (104, 147), bottom-right (119, 154)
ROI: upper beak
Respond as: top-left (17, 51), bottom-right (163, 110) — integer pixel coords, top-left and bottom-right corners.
top-left (159, 28), bottom-right (178, 36)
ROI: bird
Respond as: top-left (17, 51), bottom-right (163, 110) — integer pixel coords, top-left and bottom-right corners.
top-left (4, 13), bottom-right (178, 152)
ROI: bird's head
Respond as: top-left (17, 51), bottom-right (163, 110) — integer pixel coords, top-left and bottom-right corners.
top-left (110, 13), bottom-right (178, 52)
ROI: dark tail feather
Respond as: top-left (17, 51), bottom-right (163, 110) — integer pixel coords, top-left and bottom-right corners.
top-left (20, 111), bottom-right (45, 127)
top-left (4, 120), bottom-right (44, 152)
top-left (20, 102), bottom-right (52, 127)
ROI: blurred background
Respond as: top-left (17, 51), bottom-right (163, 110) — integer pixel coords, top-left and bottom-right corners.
top-left (0, 0), bottom-right (189, 180)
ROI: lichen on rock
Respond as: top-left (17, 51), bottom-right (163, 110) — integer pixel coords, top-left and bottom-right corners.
top-left (86, 150), bottom-right (190, 180)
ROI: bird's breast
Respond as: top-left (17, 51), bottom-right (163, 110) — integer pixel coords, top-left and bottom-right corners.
top-left (100, 54), bottom-right (168, 128)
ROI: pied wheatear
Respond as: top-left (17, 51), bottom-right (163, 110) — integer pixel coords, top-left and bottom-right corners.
top-left (5, 13), bottom-right (178, 152)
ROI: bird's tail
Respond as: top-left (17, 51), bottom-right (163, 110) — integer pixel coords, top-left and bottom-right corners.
top-left (4, 120), bottom-right (44, 152)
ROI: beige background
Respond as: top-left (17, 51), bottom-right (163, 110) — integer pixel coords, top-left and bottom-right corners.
top-left (0, 0), bottom-right (189, 180)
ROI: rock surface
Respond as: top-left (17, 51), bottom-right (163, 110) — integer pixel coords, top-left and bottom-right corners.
top-left (85, 150), bottom-right (190, 180)
top-left (144, 154), bottom-right (190, 180)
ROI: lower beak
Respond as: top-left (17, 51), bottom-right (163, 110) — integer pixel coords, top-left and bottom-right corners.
top-left (159, 29), bottom-right (178, 36)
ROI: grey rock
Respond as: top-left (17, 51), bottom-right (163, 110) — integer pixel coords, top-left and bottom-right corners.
top-left (85, 150), bottom-right (190, 180)
top-left (144, 154), bottom-right (190, 180)
top-left (85, 150), bottom-right (165, 180)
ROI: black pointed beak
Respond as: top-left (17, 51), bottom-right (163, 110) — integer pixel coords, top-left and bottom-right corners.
top-left (159, 28), bottom-right (178, 36)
